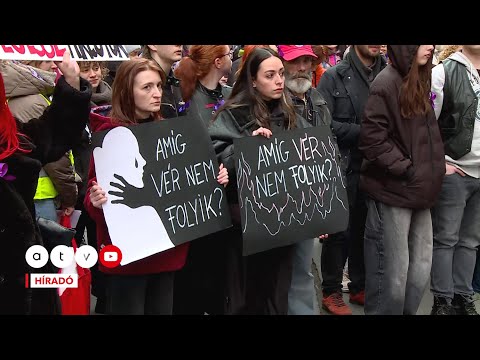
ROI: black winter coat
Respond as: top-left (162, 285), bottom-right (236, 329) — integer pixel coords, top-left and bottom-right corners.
top-left (317, 54), bottom-right (387, 173)
top-left (208, 103), bottom-right (311, 315)
top-left (0, 77), bottom-right (91, 314)
top-left (209, 104), bottom-right (312, 207)
top-left (186, 83), bottom-right (232, 128)
top-left (161, 71), bottom-right (186, 119)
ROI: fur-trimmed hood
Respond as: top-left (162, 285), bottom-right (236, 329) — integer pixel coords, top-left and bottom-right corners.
top-left (89, 104), bottom-right (116, 132)
top-left (1, 60), bottom-right (56, 98)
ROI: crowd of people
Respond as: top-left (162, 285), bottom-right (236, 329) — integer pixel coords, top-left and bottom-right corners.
top-left (1, 44), bottom-right (479, 315)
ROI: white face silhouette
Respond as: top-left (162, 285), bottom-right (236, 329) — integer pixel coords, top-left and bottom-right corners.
top-left (100, 127), bottom-right (147, 188)
top-left (94, 126), bottom-right (175, 266)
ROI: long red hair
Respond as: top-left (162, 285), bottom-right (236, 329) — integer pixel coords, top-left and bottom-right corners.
top-left (0, 72), bottom-right (29, 160)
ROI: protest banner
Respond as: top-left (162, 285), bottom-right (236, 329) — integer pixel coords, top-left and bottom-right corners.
top-left (92, 115), bottom-right (231, 265)
top-left (0, 45), bottom-right (129, 61)
top-left (234, 126), bottom-right (349, 255)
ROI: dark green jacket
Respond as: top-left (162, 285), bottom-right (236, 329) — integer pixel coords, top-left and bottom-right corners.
top-left (438, 58), bottom-right (478, 160)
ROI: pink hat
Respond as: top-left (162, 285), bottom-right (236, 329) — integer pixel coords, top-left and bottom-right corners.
top-left (277, 45), bottom-right (318, 61)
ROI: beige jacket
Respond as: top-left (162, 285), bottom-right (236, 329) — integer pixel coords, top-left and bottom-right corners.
top-left (1, 60), bottom-right (78, 208)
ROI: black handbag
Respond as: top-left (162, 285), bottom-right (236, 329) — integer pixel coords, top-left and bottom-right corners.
top-left (37, 216), bottom-right (76, 253)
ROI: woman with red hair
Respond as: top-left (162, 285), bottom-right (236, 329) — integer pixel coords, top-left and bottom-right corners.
top-left (0, 51), bottom-right (92, 314)
top-left (172, 45), bottom-right (232, 314)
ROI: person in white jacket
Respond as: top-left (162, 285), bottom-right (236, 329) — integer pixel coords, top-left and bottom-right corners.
top-left (430, 46), bottom-right (480, 315)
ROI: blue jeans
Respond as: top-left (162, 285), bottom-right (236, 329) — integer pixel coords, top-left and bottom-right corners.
top-left (364, 199), bottom-right (433, 315)
top-left (288, 238), bottom-right (314, 315)
top-left (430, 173), bottom-right (480, 300)
top-left (34, 199), bottom-right (57, 222)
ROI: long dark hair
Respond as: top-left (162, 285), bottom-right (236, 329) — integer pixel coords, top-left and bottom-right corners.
top-left (214, 47), bottom-right (297, 129)
top-left (399, 51), bottom-right (432, 119)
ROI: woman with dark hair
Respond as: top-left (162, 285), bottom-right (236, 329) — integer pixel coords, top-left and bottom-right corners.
top-left (358, 45), bottom-right (445, 315)
top-left (0, 50), bottom-right (92, 314)
top-left (85, 58), bottom-right (228, 315)
top-left (226, 45), bottom-right (277, 87)
top-left (208, 47), bottom-right (312, 315)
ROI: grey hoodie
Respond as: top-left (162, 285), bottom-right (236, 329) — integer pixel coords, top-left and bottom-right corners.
top-left (431, 51), bottom-right (480, 177)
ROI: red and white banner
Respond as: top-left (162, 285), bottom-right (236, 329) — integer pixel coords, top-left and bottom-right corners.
top-left (0, 45), bottom-right (129, 61)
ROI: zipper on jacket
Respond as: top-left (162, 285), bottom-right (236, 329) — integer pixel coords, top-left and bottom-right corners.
top-left (161, 102), bottom-right (178, 117)
top-left (85, 125), bottom-right (92, 145)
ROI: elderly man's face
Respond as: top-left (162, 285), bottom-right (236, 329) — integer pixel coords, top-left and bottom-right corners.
top-left (284, 55), bottom-right (314, 96)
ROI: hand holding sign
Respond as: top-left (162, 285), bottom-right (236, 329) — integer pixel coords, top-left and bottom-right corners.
top-left (217, 164), bottom-right (229, 187)
top-left (90, 181), bottom-right (107, 209)
top-left (55, 49), bottom-right (80, 90)
top-left (108, 173), bottom-right (145, 209)
top-left (233, 126), bottom-right (349, 255)
top-left (252, 127), bottom-right (272, 139)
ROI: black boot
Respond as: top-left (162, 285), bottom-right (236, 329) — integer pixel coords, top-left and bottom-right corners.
top-left (452, 294), bottom-right (479, 315)
top-left (431, 296), bottom-right (455, 315)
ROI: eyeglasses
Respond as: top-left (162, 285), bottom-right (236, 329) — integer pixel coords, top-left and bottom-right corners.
top-left (221, 49), bottom-right (234, 60)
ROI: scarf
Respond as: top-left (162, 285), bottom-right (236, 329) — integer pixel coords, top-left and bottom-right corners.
top-left (91, 81), bottom-right (112, 106)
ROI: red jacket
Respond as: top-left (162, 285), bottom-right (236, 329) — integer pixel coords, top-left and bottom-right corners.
top-left (84, 106), bottom-right (189, 275)
top-left (312, 64), bottom-right (326, 88)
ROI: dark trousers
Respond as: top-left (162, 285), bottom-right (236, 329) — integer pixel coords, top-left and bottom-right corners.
top-left (240, 244), bottom-right (295, 315)
top-left (173, 231), bottom-right (229, 315)
top-left (321, 178), bottom-right (366, 295)
top-left (75, 211), bottom-right (106, 302)
top-left (0, 277), bottom-right (60, 315)
top-left (106, 272), bottom-right (174, 315)
top-left (174, 225), bottom-right (294, 316)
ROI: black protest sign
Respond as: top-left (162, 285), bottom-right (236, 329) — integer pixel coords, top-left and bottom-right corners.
top-left (92, 115), bottom-right (231, 248)
top-left (233, 126), bottom-right (349, 256)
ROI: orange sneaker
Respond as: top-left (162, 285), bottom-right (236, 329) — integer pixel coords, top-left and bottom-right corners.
top-left (322, 292), bottom-right (352, 315)
top-left (349, 290), bottom-right (365, 306)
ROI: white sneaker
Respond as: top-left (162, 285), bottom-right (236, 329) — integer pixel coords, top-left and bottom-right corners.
top-left (341, 271), bottom-right (350, 293)
top-left (473, 292), bottom-right (480, 303)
